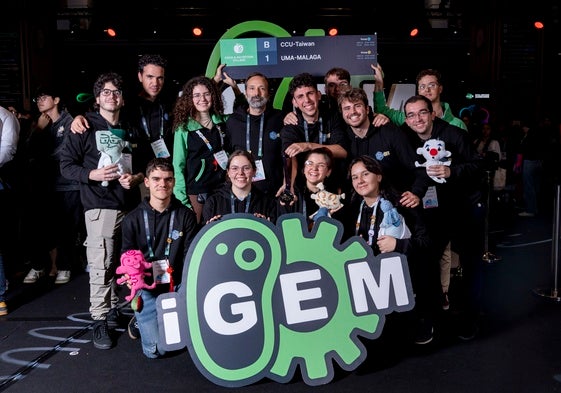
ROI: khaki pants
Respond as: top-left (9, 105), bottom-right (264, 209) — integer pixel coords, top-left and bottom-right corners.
top-left (84, 208), bottom-right (125, 320)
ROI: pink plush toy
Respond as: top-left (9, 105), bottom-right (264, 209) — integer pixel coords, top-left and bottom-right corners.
top-left (116, 250), bottom-right (156, 302)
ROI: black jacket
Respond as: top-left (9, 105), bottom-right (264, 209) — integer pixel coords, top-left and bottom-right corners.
top-left (121, 195), bottom-right (198, 288)
top-left (202, 183), bottom-right (277, 224)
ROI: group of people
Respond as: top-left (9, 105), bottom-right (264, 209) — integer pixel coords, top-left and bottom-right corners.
top-left (1, 53), bottom-right (502, 359)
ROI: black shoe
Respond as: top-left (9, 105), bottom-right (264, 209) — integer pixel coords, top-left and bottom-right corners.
top-left (414, 318), bottom-right (434, 345)
top-left (93, 320), bottom-right (113, 350)
top-left (456, 313), bottom-right (479, 341)
top-left (128, 316), bottom-right (140, 340)
top-left (106, 308), bottom-right (124, 329)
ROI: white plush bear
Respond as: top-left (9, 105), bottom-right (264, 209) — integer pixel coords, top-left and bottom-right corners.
top-left (415, 139), bottom-right (452, 184)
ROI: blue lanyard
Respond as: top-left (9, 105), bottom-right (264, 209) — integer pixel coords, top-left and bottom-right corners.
top-left (303, 117), bottom-right (324, 144)
top-left (142, 209), bottom-right (175, 260)
top-left (230, 192), bottom-right (251, 214)
top-left (246, 113), bottom-right (264, 158)
top-left (139, 105), bottom-right (164, 139)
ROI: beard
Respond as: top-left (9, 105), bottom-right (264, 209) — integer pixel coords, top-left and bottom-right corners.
top-left (248, 95), bottom-right (268, 109)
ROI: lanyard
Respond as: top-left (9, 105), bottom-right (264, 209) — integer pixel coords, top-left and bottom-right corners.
top-left (355, 198), bottom-right (379, 246)
top-left (303, 117), bottom-right (324, 144)
top-left (142, 209), bottom-right (175, 260)
top-left (246, 113), bottom-right (264, 158)
top-left (230, 192), bottom-right (251, 214)
top-left (195, 124), bottom-right (224, 152)
top-left (139, 105), bottom-right (164, 140)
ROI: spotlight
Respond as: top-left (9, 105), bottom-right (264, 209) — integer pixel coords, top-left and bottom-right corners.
top-left (193, 27), bottom-right (203, 37)
top-left (328, 28), bottom-right (338, 36)
top-left (534, 21), bottom-right (544, 29)
top-left (105, 28), bottom-right (117, 37)
top-left (410, 28), bottom-right (419, 37)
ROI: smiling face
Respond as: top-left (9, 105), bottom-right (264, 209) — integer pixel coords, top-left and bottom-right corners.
top-left (227, 154), bottom-right (256, 192)
top-left (340, 98), bottom-right (370, 129)
top-left (145, 167), bottom-right (174, 203)
top-left (192, 84), bottom-right (212, 113)
top-left (350, 161), bottom-right (382, 201)
top-left (303, 152), bottom-right (331, 187)
top-left (292, 86), bottom-right (321, 120)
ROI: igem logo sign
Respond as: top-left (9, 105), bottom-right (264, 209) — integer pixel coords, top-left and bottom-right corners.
top-left (157, 214), bottom-right (414, 387)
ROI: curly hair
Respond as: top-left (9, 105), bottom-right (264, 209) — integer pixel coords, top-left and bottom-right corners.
top-left (137, 54), bottom-right (167, 73)
top-left (172, 75), bottom-right (224, 131)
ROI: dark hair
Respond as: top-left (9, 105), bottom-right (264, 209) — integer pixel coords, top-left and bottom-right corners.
top-left (403, 95), bottom-right (434, 113)
top-left (348, 155), bottom-right (397, 203)
top-left (227, 149), bottom-right (257, 171)
top-left (138, 54), bottom-right (167, 73)
top-left (172, 75), bottom-right (224, 130)
top-left (337, 87), bottom-right (369, 110)
top-left (289, 72), bottom-right (317, 97)
top-left (324, 67), bottom-right (351, 84)
top-left (245, 72), bottom-right (269, 87)
top-left (304, 147), bottom-right (334, 170)
top-left (146, 157), bottom-right (174, 176)
top-left (93, 72), bottom-right (124, 98)
top-left (416, 69), bottom-right (442, 85)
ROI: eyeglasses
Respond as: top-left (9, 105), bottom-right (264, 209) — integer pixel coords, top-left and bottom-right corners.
top-left (229, 165), bottom-right (253, 173)
top-left (326, 81), bottom-right (350, 89)
top-left (100, 89), bottom-right (122, 97)
top-left (33, 95), bottom-right (51, 103)
top-left (193, 92), bottom-right (212, 100)
top-left (418, 82), bottom-right (439, 91)
top-left (405, 109), bottom-right (431, 120)
top-left (304, 160), bottom-right (328, 170)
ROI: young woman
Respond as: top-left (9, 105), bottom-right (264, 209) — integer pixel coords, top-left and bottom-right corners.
top-left (172, 75), bottom-right (230, 224)
top-left (346, 155), bottom-right (439, 345)
top-left (278, 147), bottom-right (344, 229)
top-left (202, 150), bottom-right (276, 224)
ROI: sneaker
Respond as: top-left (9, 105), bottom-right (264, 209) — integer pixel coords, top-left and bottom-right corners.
top-left (55, 270), bottom-right (71, 284)
top-left (92, 320), bottom-right (113, 350)
top-left (442, 292), bottom-right (450, 311)
top-left (518, 211), bottom-right (535, 217)
top-left (106, 307), bottom-right (124, 329)
top-left (0, 301), bottom-right (8, 316)
top-left (414, 318), bottom-right (434, 345)
top-left (128, 316), bottom-right (140, 340)
top-left (23, 269), bottom-right (45, 284)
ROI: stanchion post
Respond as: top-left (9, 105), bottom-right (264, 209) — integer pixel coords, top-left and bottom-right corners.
top-left (533, 183), bottom-right (561, 301)
top-left (483, 170), bottom-right (501, 262)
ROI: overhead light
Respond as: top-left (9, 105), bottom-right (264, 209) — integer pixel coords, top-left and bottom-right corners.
top-left (410, 28), bottom-right (419, 37)
top-left (328, 28), bottom-right (338, 36)
top-left (193, 27), bottom-right (203, 37)
top-left (534, 21), bottom-right (544, 29)
top-left (105, 28), bottom-right (117, 37)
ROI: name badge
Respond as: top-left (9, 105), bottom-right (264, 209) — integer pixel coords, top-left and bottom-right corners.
top-left (152, 259), bottom-right (171, 285)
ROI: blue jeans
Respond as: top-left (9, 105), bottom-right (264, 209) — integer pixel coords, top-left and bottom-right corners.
top-left (135, 289), bottom-right (166, 359)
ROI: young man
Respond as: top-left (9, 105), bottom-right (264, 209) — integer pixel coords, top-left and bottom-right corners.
top-left (60, 72), bottom-right (145, 350)
top-left (402, 94), bottom-right (485, 341)
top-left (23, 87), bottom-right (82, 285)
top-left (120, 157), bottom-right (198, 358)
top-left (280, 72), bottom-right (347, 193)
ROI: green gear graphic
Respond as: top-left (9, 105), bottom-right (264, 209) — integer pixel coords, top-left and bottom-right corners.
top-left (269, 217), bottom-right (381, 386)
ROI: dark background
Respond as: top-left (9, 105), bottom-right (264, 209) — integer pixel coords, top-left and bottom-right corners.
top-left (2, 0), bottom-right (560, 124)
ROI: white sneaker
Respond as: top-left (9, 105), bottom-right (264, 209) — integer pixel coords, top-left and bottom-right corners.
top-left (23, 269), bottom-right (45, 284)
top-left (55, 270), bottom-right (71, 284)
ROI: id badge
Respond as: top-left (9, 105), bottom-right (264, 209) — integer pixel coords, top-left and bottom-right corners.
top-left (253, 159), bottom-right (266, 182)
top-left (152, 259), bottom-right (171, 284)
top-left (214, 150), bottom-right (229, 170)
top-left (422, 185), bottom-right (439, 209)
top-left (151, 138), bottom-right (170, 158)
